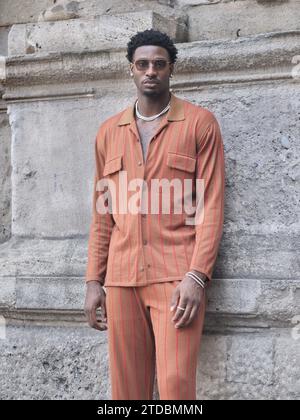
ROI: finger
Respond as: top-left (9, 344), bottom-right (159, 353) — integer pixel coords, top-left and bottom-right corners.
top-left (92, 309), bottom-right (107, 331)
top-left (174, 303), bottom-right (193, 328)
top-left (101, 296), bottom-right (107, 322)
top-left (170, 286), bottom-right (180, 312)
top-left (172, 297), bottom-right (188, 322)
top-left (89, 307), bottom-right (107, 331)
top-left (183, 305), bottom-right (199, 327)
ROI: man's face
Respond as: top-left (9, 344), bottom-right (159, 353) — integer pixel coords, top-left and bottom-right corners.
top-left (130, 45), bottom-right (174, 97)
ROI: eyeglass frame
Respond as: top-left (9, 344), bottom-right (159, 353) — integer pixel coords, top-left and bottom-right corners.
top-left (131, 59), bottom-right (172, 71)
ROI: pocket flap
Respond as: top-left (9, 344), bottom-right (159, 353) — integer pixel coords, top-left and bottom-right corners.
top-left (167, 152), bottom-right (196, 173)
top-left (103, 156), bottom-right (122, 176)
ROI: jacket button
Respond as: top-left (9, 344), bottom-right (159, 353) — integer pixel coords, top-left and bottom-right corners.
top-left (140, 266), bottom-right (144, 272)
top-left (143, 240), bottom-right (147, 245)
top-left (138, 161), bottom-right (142, 166)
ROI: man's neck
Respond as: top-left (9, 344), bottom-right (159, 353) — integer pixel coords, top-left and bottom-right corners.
top-left (136, 91), bottom-right (171, 118)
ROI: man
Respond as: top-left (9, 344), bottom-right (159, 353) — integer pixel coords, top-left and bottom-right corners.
top-left (84, 29), bottom-right (225, 400)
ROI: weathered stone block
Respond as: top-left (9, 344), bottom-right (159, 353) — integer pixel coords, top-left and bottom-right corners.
top-left (8, 11), bottom-right (185, 56)
top-left (207, 279), bottom-right (261, 314)
top-left (188, 0), bottom-right (300, 41)
top-left (0, 325), bottom-right (109, 400)
top-left (273, 332), bottom-right (300, 399)
top-left (0, 277), bottom-right (15, 308)
top-left (0, 27), bottom-right (10, 56)
top-left (226, 335), bottom-right (274, 386)
top-left (0, 107), bottom-right (11, 243)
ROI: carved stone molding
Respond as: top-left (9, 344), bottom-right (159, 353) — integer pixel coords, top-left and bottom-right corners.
top-left (1, 31), bottom-right (299, 102)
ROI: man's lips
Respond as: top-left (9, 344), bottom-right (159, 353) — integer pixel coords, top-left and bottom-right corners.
top-left (143, 80), bottom-right (159, 85)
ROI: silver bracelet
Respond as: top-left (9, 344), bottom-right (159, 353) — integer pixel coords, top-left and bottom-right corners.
top-left (186, 271), bottom-right (207, 289)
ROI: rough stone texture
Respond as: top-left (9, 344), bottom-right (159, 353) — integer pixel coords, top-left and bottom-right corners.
top-left (188, 0), bottom-right (300, 41)
top-left (0, 325), bottom-right (298, 400)
top-left (4, 31), bottom-right (299, 87)
top-left (8, 11), bottom-right (186, 56)
top-left (273, 333), bottom-right (300, 399)
top-left (0, 27), bottom-right (10, 56)
top-left (7, 97), bottom-right (104, 237)
top-left (0, 0), bottom-right (299, 400)
top-left (0, 0), bottom-right (182, 26)
top-left (0, 0), bottom-right (53, 26)
top-left (0, 277), bottom-right (15, 309)
top-left (0, 325), bottom-right (110, 400)
top-left (38, 1), bottom-right (80, 22)
top-left (198, 331), bottom-right (300, 400)
top-left (0, 103), bottom-right (12, 243)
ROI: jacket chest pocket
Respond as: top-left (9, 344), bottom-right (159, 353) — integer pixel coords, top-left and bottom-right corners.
top-left (166, 152), bottom-right (196, 175)
top-left (103, 156), bottom-right (123, 177)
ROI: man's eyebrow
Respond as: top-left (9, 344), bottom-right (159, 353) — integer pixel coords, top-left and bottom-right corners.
top-left (135, 57), bottom-right (168, 60)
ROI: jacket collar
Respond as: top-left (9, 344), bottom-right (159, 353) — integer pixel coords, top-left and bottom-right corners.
top-left (117, 92), bottom-right (185, 126)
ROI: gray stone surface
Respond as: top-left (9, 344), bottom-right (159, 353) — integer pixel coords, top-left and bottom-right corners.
top-left (0, 325), bottom-right (110, 400)
top-left (7, 97), bottom-right (102, 237)
top-left (226, 335), bottom-right (274, 387)
top-left (0, 27), bottom-right (10, 56)
top-left (0, 0), bottom-right (52, 26)
top-left (0, 0), bottom-right (299, 401)
top-left (0, 0), bottom-right (182, 26)
top-left (207, 279), bottom-right (261, 315)
top-left (188, 0), bottom-right (300, 41)
top-left (8, 11), bottom-right (185, 56)
top-left (198, 330), bottom-right (300, 400)
top-left (0, 277), bottom-right (15, 309)
top-left (0, 105), bottom-right (11, 243)
top-left (0, 324), bottom-right (299, 400)
top-left (3, 31), bottom-right (299, 86)
top-left (273, 333), bottom-right (300, 399)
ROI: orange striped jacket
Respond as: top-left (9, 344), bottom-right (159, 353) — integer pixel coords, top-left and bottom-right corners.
top-left (85, 92), bottom-right (225, 286)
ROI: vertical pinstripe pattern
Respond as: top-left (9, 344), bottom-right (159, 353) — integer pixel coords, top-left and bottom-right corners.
top-left (106, 281), bottom-right (206, 400)
top-left (85, 93), bottom-right (225, 286)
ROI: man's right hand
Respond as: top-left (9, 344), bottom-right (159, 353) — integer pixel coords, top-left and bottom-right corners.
top-left (84, 281), bottom-right (107, 331)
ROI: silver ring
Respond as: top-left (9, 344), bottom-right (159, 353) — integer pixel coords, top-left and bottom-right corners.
top-left (177, 306), bottom-right (186, 311)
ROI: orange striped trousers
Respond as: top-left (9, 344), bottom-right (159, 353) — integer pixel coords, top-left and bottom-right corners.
top-left (105, 280), bottom-right (206, 400)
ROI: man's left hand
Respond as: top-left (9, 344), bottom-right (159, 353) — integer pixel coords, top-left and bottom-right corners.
top-left (170, 274), bottom-right (205, 329)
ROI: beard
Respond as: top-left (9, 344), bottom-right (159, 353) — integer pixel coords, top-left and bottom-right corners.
top-left (142, 89), bottom-right (160, 98)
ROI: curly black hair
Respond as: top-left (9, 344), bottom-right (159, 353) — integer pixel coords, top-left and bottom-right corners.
top-left (126, 29), bottom-right (178, 63)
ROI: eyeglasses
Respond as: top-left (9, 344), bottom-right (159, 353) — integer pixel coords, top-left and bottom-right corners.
top-left (133, 59), bottom-right (171, 71)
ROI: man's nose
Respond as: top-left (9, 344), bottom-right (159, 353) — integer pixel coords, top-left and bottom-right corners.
top-left (145, 63), bottom-right (157, 77)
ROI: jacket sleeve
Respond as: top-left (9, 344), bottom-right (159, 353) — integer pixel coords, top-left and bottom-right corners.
top-left (85, 128), bottom-right (115, 285)
top-left (189, 115), bottom-right (225, 282)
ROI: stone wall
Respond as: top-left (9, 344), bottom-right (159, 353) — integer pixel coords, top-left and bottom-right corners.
top-left (0, 0), bottom-right (299, 399)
